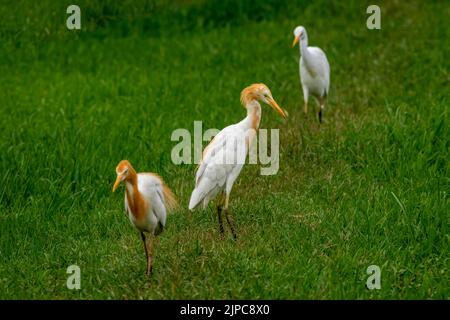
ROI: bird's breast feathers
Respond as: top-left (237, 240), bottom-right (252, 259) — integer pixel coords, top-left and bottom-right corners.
top-left (123, 174), bottom-right (164, 227)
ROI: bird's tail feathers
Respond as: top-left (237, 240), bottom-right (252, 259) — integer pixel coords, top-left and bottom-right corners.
top-left (163, 184), bottom-right (178, 213)
top-left (188, 188), bottom-right (205, 211)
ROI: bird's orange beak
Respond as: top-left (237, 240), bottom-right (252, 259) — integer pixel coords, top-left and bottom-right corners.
top-left (112, 175), bottom-right (123, 192)
top-left (292, 34), bottom-right (300, 47)
top-left (267, 97), bottom-right (287, 118)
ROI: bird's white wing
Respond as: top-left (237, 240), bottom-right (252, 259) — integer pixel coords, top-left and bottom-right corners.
top-left (195, 128), bottom-right (227, 185)
top-left (195, 124), bottom-right (242, 183)
top-left (152, 188), bottom-right (167, 230)
top-left (137, 174), bottom-right (167, 227)
top-left (189, 125), bottom-right (247, 210)
top-left (309, 46), bottom-right (330, 95)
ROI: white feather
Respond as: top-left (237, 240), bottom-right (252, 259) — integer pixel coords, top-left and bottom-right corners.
top-left (295, 26), bottom-right (330, 104)
top-left (125, 174), bottom-right (167, 234)
top-left (189, 116), bottom-right (253, 211)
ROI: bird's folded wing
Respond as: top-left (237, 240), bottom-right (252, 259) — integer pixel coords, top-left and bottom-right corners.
top-left (195, 129), bottom-right (227, 185)
top-left (153, 188), bottom-right (167, 227)
top-left (138, 174), bottom-right (167, 226)
top-left (195, 127), bottom-right (246, 186)
top-left (309, 46), bottom-right (330, 92)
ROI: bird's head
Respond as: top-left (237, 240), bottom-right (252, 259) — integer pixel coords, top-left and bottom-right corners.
top-left (292, 26), bottom-right (307, 47)
top-left (113, 160), bottom-right (135, 192)
top-left (240, 83), bottom-right (287, 118)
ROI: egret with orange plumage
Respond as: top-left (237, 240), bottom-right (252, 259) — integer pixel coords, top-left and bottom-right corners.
top-left (113, 160), bottom-right (177, 275)
top-left (188, 83), bottom-right (286, 239)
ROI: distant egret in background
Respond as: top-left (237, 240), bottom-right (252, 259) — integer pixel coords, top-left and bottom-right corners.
top-left (113, 160), bottom-right (177, 275)
top-left (292, 26), bottom-right (330, 123)
top-left (188, 84), bottom-right (286, 239)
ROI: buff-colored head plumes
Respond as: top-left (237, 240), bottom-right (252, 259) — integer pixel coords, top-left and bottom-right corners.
top-left (240, 83), bottom-right (268, 106)
top-left (113, 160), bottom-right (136, 192)
top-left (240, 83), bottom-right (286, 118)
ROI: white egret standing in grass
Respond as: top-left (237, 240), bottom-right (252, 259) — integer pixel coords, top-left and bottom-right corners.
top-left (188, 83), bottom-right (286, 239)
top-left (112, 160), bottom-right (177, 275)
top-left (292, 26), bottom-right (330, 123)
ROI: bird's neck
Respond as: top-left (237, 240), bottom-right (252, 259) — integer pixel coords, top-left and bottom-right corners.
top-left (243, 101), bottom-right (261, 131)
top-left (300, 40), bottom-right (312, 65)
top-left (125, 174), bottom-right (147, 220)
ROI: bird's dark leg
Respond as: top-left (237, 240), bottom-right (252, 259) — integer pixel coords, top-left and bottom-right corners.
top-left (224, 208), bottom-right (237, 240)
top-left (318, 98), bottom-right (325, 124)
top-left (140, 232), bottom-right (150, 276)
top-left (217, 204), bottom-right (224, 236)
top-left (146, 234), bottom-right (154, 276)
top-left (223, 193), bottom-right (237, 240)
top-left (217, 192), bottom-right (225, 236)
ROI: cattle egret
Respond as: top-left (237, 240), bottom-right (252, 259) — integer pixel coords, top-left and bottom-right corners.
top-left (292, 26), bottom-right (330, 123)
top-left (188, 84), bottom-right (286, 239)
top-left (112, 160), bottom-right (177, 275)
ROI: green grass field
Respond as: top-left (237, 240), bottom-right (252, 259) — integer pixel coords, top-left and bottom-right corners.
top-left (0, 0), bottom-right (448, 299)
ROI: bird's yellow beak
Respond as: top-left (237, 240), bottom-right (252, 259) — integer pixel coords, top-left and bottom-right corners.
top-left (112, 175), bottom-right (123, 192)
top-left (267, 97), bottom-right (287, 118)
top-left (292, 34), bottom-right (300, 47)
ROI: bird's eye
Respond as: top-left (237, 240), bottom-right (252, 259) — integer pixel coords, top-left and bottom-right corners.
top-left (123, 168), bottom-right (129, 174)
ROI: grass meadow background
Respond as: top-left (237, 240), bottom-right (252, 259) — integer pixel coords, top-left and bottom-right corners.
top-left (0, 0), bottom-right (448, 299)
